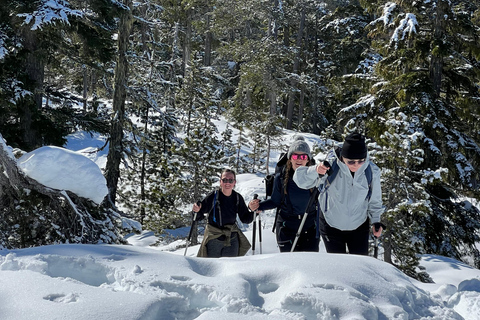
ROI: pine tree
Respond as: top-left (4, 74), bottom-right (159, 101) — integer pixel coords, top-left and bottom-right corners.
top-left (0, 0), bottom-right (119, 150)
top-left (339, 0), bottom-right (480, 280)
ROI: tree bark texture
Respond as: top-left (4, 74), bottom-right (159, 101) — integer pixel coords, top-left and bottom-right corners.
top-left (105, 0), bottom-right (134, 205)
top-left (286, 9), bottom-right (305, 129)
top-left (18, 26), bottom-right (44, 150)
top-left (430, 1), bottom-right (447, 99)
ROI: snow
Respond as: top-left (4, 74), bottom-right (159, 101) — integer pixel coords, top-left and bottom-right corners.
top-left (17, 0), bottom-right (83, 31)
top-left (17, 146), bottom-right (108, 204)
top-left (1, 217), bottom-right (479, 319)
top-left (3, 122), bottom-right (480, 319)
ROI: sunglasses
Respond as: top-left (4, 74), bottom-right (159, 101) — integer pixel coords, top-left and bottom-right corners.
top-left (344, 159), bottom-right (365, 165)
top-left (291, 154), bottom-right (308, 160)
top-left (221, 178), bottom-right (235, 184)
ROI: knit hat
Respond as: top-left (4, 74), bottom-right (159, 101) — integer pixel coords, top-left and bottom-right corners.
top-left (341, 132), bottom-right (367, 159)
top-left (287, 135), bottom-right (311, 159)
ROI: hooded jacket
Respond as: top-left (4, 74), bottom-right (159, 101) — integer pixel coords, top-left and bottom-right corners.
top-left (293, 149), bottom-right (384, 231)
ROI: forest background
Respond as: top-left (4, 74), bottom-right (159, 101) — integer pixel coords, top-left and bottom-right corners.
top-left (1, 0), bottom-right (480, 283)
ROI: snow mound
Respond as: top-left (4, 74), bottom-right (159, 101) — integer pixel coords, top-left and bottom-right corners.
top-left (17, 146), bottom-right (108, 204)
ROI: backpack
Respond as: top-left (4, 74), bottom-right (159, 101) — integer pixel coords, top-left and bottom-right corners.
top-left (210, 189), bottom-right (240, 226)
top-left (264, 152), bottom-right (288, 198)
top-left (321, 158), bottom-right (373, 202)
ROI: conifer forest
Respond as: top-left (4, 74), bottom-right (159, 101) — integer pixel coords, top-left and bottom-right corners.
top-left (1, 0), bottom-right (480, 281)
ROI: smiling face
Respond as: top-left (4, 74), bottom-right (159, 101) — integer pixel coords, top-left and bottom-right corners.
top-left (290, 152), bottom-right (309, 171)
top-left (219, 171), bottom-right (236, 195)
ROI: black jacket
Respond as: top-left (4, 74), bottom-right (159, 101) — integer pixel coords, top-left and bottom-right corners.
top-left (196, 189), bottom-right (254, 228)
top-left (258, 169), bottom-right (317, 231)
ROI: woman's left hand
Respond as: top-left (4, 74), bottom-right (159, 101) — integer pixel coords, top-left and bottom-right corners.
top-left (372, 224), bottom-right (383, 238)
top-left (249, 199), bottom-right (260, 211)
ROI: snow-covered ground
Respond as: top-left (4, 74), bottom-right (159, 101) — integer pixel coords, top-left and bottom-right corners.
top-left (1, 120), bottom-right (479, 319)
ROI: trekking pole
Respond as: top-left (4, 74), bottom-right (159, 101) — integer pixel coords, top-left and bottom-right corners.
top-left (374, 236), bottom-right (379, 259)
top-left (184, 201), bottom-right (201, 256)
top-left (258, 205), bottom-right (263, 254)
top-left (251, 194), bottom-right (258, 255)
top-left (290, 162), bottom-right (329, 253)
top-left (373, 223), bottom-right (386, 259)
top-left (291, 186), bottom-right (320, 252)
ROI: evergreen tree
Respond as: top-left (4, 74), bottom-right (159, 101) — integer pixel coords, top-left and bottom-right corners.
top-left (338, 0), bottom-right (480, 280)
top-left (0, 0), bottom-right (119, 150)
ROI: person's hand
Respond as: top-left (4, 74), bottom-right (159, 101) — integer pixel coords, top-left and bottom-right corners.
top-left (249, 198), bottom-right (260, 211)
top-left (316, 161), bottom-right (330, 175)
top-left (372, 222), bottom-right (384, 238)
top-left (192, 202), bottom-right (201, 213)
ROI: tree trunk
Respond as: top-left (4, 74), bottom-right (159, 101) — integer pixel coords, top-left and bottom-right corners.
top-left (105, 1), bottom-right (133, 205)
top-left (184, 9), bottom-right (192, 76)
top-left (298, 88), bottom-right (305, 127)
top-left (430, 1), bottom-right (446, 99)
top-left (204, 15), bottom-right (212, 66)
top-left (18, 27), bottom-right (44, 150)
top-left (286, 9), bottom-right (305, 129)
top-left (269, 90), bottom-right (277, 116)
top-left (83, 64), bottom-right (88, 111)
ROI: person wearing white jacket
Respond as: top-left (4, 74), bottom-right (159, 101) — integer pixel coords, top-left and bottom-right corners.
top-left (293, 132), bottom-right (384, 255)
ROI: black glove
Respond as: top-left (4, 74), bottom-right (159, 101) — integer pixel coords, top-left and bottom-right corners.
top-left (323, 161), bottom-right (333, 176)
top-left (373, 222), bottom-right (386, 232)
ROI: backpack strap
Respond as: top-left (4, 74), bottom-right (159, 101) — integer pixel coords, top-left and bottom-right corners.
top-left (212, 190), bottom-right (218, 223)
top-left (322, 160), bottom-right (373, 201)
top-left (365, 164), bottom-right (373, 201)
top-left (324, 160), bottom-right (340, 191)
top-left (236, 192), bottom-right (239, 212)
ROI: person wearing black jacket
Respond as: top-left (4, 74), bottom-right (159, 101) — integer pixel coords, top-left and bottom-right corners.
top-left (249, 136), bottom-right (319, 252)
top-left (193, 168), bottom-right (255, 258)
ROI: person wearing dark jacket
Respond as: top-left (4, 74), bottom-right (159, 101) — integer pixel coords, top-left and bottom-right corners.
top-left (249, 136), bottom-right (319, 252)
top-left (193, 168), bottom-right (255, 258)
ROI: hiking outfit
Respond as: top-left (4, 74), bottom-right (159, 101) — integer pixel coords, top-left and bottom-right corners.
top-left (293, 134), bottom-right (384, 255)
top-left (258, 135), bottom-right (320, 252)
top-left (259, 169), bottom-right (319, 252)
top-left (195, 189), bottom-right (254, 258)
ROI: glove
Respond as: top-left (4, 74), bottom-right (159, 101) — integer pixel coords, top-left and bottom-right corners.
top-left (373, 222), bottom-right (386, 232)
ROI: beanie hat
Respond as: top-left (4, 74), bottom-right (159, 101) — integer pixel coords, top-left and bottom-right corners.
top-left (341, 132), bottom-right (367, 159)
top-left (287, 135), bottom-right (311, 159)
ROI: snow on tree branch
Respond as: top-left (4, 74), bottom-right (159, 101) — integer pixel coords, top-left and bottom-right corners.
top-left (0, 32), bottom-right (7, 61)
top-left (371, 2), bottom-right (396, 27)
top-left (17, 0), bottom-right (84, 31)
top-left (391, 13), bottom-right (418, 46)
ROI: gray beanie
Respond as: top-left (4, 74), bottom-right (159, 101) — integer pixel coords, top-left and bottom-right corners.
top-left (287, 135), bottom-right (311, 159)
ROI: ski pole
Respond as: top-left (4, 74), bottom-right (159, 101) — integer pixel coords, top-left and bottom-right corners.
top-left (290, 163), bottom-right (327, 252)
top-left (258, 203), bottom-right (263, 254)
top-left (372, 222), bottom-right (386, 259)
top-left (291, 186), bottom-right (320, 252)
top-left (184, 201), bottom-right (201, 256)
top-left (252, 194), bottom-right (258, 255)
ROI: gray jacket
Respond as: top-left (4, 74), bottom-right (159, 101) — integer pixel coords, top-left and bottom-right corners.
top-left (293, 151), bottom-right (384, 231)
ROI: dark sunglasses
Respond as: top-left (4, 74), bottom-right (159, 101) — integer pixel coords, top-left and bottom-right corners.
top-left (221, 178), bottom-right (235, 184)
top-left (291, 154), bottom-right (308, 160)
top-left (345, 159), bottom-right (365, 165)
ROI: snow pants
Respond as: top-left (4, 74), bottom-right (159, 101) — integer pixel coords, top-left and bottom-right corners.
top-left (321, 219), bottom-right (370, 255)
top-left (276, 222), bottom-right (320, 252)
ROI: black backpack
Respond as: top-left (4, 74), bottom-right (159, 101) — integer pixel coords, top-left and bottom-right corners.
top-left (264, 152), bottom-right (288, 198)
